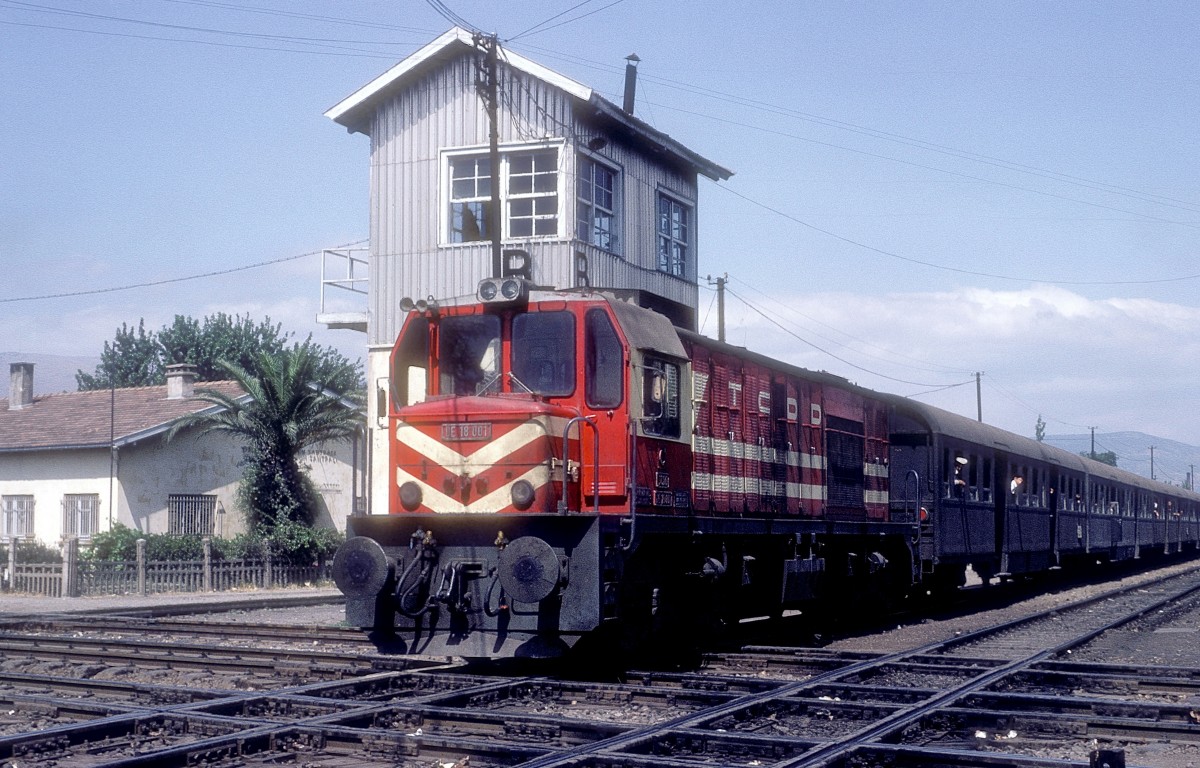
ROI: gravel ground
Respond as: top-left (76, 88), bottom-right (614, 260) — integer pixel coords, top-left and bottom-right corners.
top-left (0, 586), bottom-right (342, 618)
top-left (827, 560), bottom-right (1200, 654)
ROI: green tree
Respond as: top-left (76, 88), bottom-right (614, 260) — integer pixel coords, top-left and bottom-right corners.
top-left (166, 341), bottom-right (363, 531)
top-left (1035, 414), bottom-right (1046, 442)
top-left (1081, 450), bottom-right (1118, 467)
top-left (77, 314), bottom-right (363, 391)
top-left (75, 319), bottom-right (163, 389)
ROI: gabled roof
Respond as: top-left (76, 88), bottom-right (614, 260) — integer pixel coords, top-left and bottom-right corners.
top-left (0, 381), bottom-right (246, 453)
top-left (326, 27), bottom-right (733, 182)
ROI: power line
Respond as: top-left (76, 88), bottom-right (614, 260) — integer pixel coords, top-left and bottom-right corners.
top-left (716, 184), bottom-right (1200, 286)
top-left (507, 0), bottom-right (628, 42)
top-left (0, 241), bottom-right (366, 304)
top-left (723, 285), bottom-right (968, 388)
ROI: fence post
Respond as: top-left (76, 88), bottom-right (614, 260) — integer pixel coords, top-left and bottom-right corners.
top-left (137, 539), bottom-right (146, 596)
top-left (6, 539), bottom-right (14, 593)
top-left (203, 537), bottom-right (212, 592)
top-left (62, 537), bottom-right (79, 598)
top-left (264, 548), bottom-right (273, 589)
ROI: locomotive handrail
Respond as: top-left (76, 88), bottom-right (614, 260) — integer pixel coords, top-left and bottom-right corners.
top-left (560, 416), bottom-right (599, 514)
top-left (905, 469), bottom-right (920, 526)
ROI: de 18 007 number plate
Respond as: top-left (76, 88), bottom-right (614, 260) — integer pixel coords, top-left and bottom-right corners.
top-left (441, 422), bottom-right (492, 441)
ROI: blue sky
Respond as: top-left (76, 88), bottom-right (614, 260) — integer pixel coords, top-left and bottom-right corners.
top-left (3, 1), bottom-right (1199, 472)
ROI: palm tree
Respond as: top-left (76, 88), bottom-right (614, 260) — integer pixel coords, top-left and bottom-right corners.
top-left (167, 341), bottom-right (364, 530)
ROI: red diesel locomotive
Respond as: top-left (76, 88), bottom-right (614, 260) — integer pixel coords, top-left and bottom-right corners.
top-left (332, 277), bottom-right (1200, 658)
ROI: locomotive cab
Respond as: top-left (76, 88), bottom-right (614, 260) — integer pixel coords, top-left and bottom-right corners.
top-left (334, 279), bottom-right (691, 657)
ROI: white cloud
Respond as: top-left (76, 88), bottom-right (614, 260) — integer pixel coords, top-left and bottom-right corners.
top-left (717, 284), bottom-right (1200, 445)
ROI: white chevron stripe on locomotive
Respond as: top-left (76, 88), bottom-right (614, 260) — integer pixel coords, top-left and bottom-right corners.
top-left (396, 464), bottom-right (552, 514)
top-left (394, 416), bottom-right (571, 471)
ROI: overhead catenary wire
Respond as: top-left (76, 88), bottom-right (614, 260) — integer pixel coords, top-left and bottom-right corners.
top-left (0, 241), bottom-right (367, 304)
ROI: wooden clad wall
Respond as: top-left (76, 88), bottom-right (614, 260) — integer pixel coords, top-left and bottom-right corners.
top-left (364, 49), bottom-right (700, 348)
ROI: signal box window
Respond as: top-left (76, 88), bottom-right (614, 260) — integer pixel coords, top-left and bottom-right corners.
top-left (447, 147), bottom-right (560, 243)
top-left (439, 315), bottom-right (501, 395)
top-left (577, 156), bottom-right (619, 252)
top-left (642, 356), bottom-right (681, 438)
top-left (657, 194), bottom-right (690, 277)
top-left (512, 311), bottom-right (575, 396)
top-left (585, 309), bottom-right (623, 408)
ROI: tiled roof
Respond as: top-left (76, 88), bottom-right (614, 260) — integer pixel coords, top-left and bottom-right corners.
top-left (0, 381), bottom-right (246, 452)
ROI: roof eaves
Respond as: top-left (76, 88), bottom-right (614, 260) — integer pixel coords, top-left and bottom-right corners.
top-left (113, 394), bottom-right (250, 449)
top-left (586, 96), bottom-right (734, 182)
top-left (325, 28), bottom-right (593, 135)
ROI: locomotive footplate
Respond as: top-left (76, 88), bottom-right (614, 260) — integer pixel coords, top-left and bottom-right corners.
top-left (338, 514), bottom-right (604, 659)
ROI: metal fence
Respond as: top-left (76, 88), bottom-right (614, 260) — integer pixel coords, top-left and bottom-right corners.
top-left (3, 538), bottom-right (333, 598)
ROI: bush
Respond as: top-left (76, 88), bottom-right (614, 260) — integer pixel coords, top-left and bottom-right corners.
top-left (263, 519), bottom-right (344, 565)
top-left (2, 539), bottom-right (62, 564)
top-left (82, 522), bottom-right (343, 565)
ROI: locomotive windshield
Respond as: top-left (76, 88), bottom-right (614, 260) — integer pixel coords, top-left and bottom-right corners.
top-left (512, 311), bottom-right (575, 395)
top-left (439, 315), bottom-right (500, 395)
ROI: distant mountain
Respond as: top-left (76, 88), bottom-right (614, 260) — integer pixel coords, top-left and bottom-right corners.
top-left (1044, 431), bottom-right (1200, 489)
top-left (1, 352), bottom-right (98, 397)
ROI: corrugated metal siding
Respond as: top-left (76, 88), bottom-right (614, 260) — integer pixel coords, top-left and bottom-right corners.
top-left (365, 49), bottom-right (702, 346)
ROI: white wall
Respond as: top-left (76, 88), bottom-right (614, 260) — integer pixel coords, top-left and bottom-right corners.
top-left (1, 427), bottom-right (364, 546)
top-left (0, 448), bottom-right (113, 544)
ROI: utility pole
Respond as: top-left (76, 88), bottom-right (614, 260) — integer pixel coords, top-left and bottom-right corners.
top-left (975, 372), bottom-right (983, 423)
top-left (707, 274), bottom-right (727, 343)
top-left (1089, 426), bottom-right (1097, 460)
top-left (1150, 445), bottom-right (1156, 481)
top-left (473, 32), bottom-right (502, 279)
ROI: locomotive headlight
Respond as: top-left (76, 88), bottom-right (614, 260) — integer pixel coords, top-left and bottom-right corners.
top-left (399, 481), bottom-right (423, 511)
top-left (510, 479), bottom-right (535, 510)
top-left (478, 280), bottom-right (498, 301)
top-left (500, 278), bottom-right (522, 300)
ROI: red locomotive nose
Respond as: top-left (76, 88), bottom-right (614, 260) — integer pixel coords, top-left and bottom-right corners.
top-left (391, 394), bottom-right (580, 515)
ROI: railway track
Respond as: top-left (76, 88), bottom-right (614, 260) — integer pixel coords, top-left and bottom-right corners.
top-left (0, 564), bottom-right (1198, 766)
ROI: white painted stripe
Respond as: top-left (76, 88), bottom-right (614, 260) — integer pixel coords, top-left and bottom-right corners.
top-left (397, 464), bottom-right (552, 514)
top-left (864, 463), bottom-right (889, 478)
top-left (395, 416), bottom-right (571, 471)
top-left (693, 472), bottom-right (827, 502)
top-left (864, 490), bottom-right (890, 505)
top-left (694, 436), bottom-right (828, 471)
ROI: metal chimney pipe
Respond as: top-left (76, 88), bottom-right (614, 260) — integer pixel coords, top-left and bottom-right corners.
top-left (622, 53), bottom-right (640, 114)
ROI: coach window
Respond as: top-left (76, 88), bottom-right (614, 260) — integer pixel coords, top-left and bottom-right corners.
top-left (512, 311), bottom-right (575, 396)
top-left (439, 315), bottom-right (501, 395)
top-left (392, 316), bottom-right (429, 408)
top-left (585, 309), bottom-right (623, 408)
top-left (642, 356), bottom-right (681, 438)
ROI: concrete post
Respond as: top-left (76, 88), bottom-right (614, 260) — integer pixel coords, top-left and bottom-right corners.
top-left (62, 537), bottom-right (79, 598)
top-left (264, 548), bottom-right (273, 589)
top-left (203, 537), bottom-right (212, 592)
top-left (136, 539), bottom-right (146, 596)
top-left (6, 539), bottom-right (14, 593)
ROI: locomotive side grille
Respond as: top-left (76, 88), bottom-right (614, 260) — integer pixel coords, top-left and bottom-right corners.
top-left (826, 427), bottom-right (865, 509)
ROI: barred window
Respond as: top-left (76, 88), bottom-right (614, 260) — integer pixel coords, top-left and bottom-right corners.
top-left (168, 494), bottom-right (216, 536)
top-left (63, 494), bottom-right (99, 539)
top-left (1, 495), bottom-right (34, 540)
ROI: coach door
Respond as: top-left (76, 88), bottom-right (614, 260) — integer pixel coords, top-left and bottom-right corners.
top-left (993, 450), bottom-right (1010, 577)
